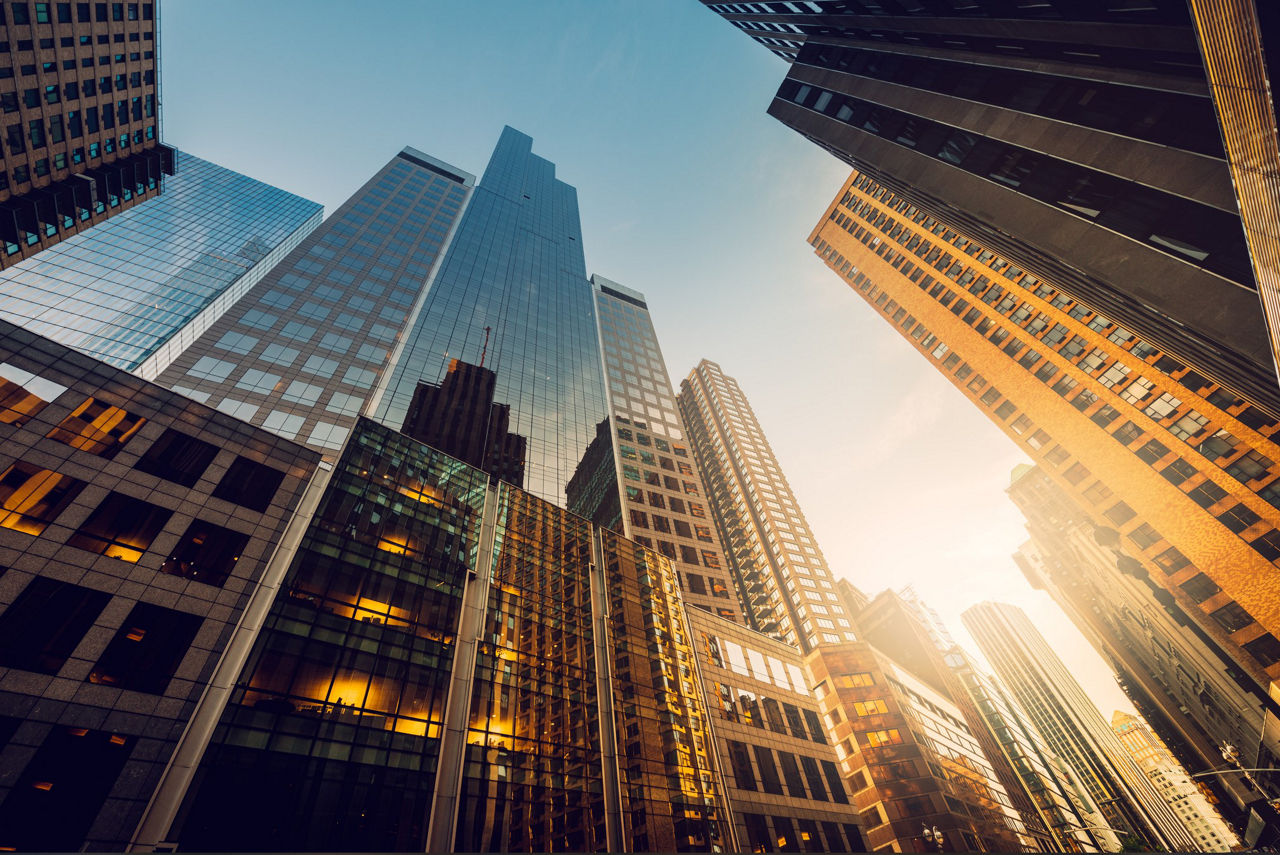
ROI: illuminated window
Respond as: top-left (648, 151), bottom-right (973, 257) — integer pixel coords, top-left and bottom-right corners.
top-left (0, 462), bottom-right (85, 535)
top-left (160, 520), bottom-right (251, 587)
top-left (67, 492), bottom-right (171, 562)
top-left (45, 397), bottom-right (145, 458)
top-left (0, 362), bottom-right (66, 426)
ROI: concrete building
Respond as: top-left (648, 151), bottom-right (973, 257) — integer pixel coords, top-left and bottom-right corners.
top-left (0, 0), bottom-right (177, 267)
top-left (1112, 710), bottom-right (1239, 852)
top-left (0, 317), bottom-right (322, 850)
top-left (963, 601), bottom-right (1198, 850)
top-left (0, 149), bottom-right (320, 378)
top-left (678, 359), bottom-right (853, 651)
top-left (699, 0), bottom-right (1280, 416)
top-left (808, 168), bottom-right (1280, 737)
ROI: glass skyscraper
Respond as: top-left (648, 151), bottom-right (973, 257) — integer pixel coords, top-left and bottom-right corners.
top-left (0, 150), bottom-right (321, 378)
top-left (155, 147), bottom-right (473, 456)
top-left (373, 127), bottom-right (607, 506)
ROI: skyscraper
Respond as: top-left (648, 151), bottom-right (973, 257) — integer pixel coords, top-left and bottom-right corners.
top-left (809, 168), bottom-right (1280, 737)
top-left (575, 276), bottom-right (740, 619)
top-left (372, 127), bottom-right (606, 506)
top-left (700, 0), bottom-right (1280, 415)
top-left (0, 317), bottom-right (322, 851)
top-left (679, 359), bottom-right (852, 651)
top-left (1007, 463), bottom-right (1274, 826)
top-left (0, 0), bottom-right (176, 267)
top-left (0, 150), bottom-right (321, 377)
top-left (153, 146), bottom-right (473, 457)
top-left (963, 601), bottom-right (1197, 850)
top-left (1111, 710), bottom-right (1239, 852)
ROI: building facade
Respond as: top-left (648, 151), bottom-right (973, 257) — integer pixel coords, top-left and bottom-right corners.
top-left (0, 149), bottom-right (321, 377)
top-left (1111, 710), bottom-right (1239, 852)
top-left (372, 127), bottom-right (606, 507)
top-left (0, 0), bottom-right (176, 267)
top-left (962, 601), bottom-right (1197, 850)
top-left (806, 640), bottom-right (1033, 853)
top-left (948, 649), bottom-right (1113, 852)
top-left (1007, 462), bottom-right (1277, 827)
top-left (152, 146), bottom-right (473, 458)
top-left (809, 168), bottom-right (1280, 720)
top-left (700, 0), bottom-right (1280, 416)
top-left (678, 359), bottom-right (853, 651)
top-left (0, 317), bottom-right (322, 850)
top-left (574, 276), bottom-right (740, 619)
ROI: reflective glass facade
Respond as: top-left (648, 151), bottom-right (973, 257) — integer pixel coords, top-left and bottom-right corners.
top-left (374, 127), bottom-right (607, 506)
top-left (174, 418), bottom-right (489, 851)
top-left (155, 148), bottom-right (472, 457)
top-left (0, 150), bottom-right (321, 376)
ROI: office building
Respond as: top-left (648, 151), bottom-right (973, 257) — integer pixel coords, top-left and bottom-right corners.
top-left (0, 0), bottom-right (176, 267)
top-left (850, 590), bottom-right (1057, 852)
top-left (949, 649), bottom-right (1112, 852)
top-left (573, 276), bottom-right (739, 619)
top-left (123, 416), bottom-right (734, 853)
top-left (152, 146), bottom-right (473, 458)
top-left (372, 127), bottom-right (607, 507)
top-left (805, 639), bottom-right (1033, 853)
top-left (1112, 711), bottom-right (1239, 852)
top-left (0, 149), bottom-right (321, 378)
top-left (0, 317), bottom-right (322, 850)
top-left (678, 359), bottom-right (852, 651)
top-left (1008, 463), bottom-right (1276, 827)
top-left (809, 169), bottom-right (1280, 717)
top-left (963, 601), bottom-right (1197, 850)
top-left (691, 608), bottom-right (868, 853)
top-left (700, 0), bottom-right (1280, 416)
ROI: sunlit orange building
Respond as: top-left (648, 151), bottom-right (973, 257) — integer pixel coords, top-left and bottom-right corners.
top-left (809, 169), bottom-right (1280, 716)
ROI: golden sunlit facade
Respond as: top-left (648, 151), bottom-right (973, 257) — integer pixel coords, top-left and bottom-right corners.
top-left (810, 170), bottom-right (1280, 698)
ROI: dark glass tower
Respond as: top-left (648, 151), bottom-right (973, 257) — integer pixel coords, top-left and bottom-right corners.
top-left (372, 127), bottom-right (607, 506)
top-left (700, 0), bottom-right (1280, 416)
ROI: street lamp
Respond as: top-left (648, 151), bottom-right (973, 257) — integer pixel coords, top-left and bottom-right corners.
top-left (922, 825), bottom-right (944, 852)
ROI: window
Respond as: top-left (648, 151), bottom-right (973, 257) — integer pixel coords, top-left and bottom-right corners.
top-left (67, 492), bottom-right (172, 562)
top-left (134, 429), bottom-right (218, 487)
top-left (865, 728), bottom-right (903, 747)
top-left (1153, 546), bottom-right (1191, 574)
top-left (1244, 634), bottom-right (1280, 668)
top-left (212, 456), bottom-right (284, 512)
top-left (1064, 463), bottom-right (1090, 485)
top-left (1144, 391), bottom-right (1182, 421)
top-left (1217, 502), bottom-right (1261, 534)
top-left (1160, 458), bottom-right (1197, 486)
top-left (1226, 449), bottom-right (1274, 483)
top-left (1083, 481), bottom-right (1113, 504)
top-left (1169, 410), bottom-right (1209, 441)
top-left (0, 578), bottom-right (110, 674)
top-left (45, 398), bottom-right (145, 458)
top-left (1180, 572), bottom-right (1221, 603)
top-left (1128, 523), bottom-right (1162, 549)
top-left (1186, 479), bottom-right (1228, 509)
top-left (1211, 601), bottom-right (1254, 633)
top-left (1135, 438), bottom-right (1170, 464)
top-left (160, 519), bottom-right (251, 587)
top-left (1250, 529), bottom-right (1280, 562)
top-left (728, 740), bottom-right (756, 791)
top-left (87, 602), bottom-right (202, 694)
top-left (1104, 501), bottom-right (1136, 526)
top-left (0, 462), bottom-right (85, 535)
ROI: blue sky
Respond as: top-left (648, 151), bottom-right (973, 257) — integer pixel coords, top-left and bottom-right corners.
top-left (162, 0), bottom-right (1131, 714)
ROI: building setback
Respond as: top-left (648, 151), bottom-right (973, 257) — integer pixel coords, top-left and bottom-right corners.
top-left (1007, 463), bottom-right (1276, 827)
top-left (0, 0), bottom-right (176, 267)
top-left (963, 601), bottom-right (1198, 850)
top-left (808, 168), bottom-right (1280, 721)
top-left (153, 146), bottom-right (473, 458)
top-left (0, 317), bottom-right (321, 850)
top-left (1111, 710), bottom-right (1239, 852)
top-left (678, 359), bottom-right (853, 651)
top-left (0, 149), bottom-right (321, 378)
top-left (699, 0), bottom-right (1280, 416)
